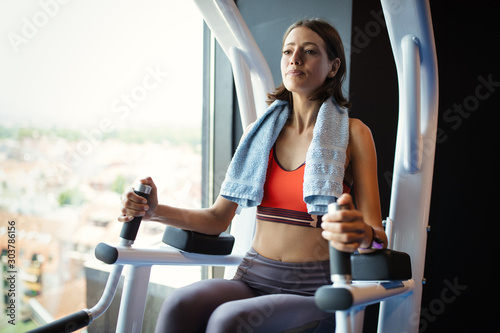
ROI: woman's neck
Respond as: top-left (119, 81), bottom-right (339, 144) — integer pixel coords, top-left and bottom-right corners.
top-left (289, 94), bottom-right (322, 133)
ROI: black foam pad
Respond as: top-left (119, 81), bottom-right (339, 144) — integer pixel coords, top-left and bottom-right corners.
top-left (351, 249), bottom-right (412, 281)
top-left (95, 242), bottom-right (119, 264)
top-left (315, 285), bottom-right (354, 311)
top-left (162, 226), bottom-right (235, 255)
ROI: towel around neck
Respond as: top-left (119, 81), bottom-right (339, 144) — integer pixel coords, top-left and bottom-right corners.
top-left (220, 97), bottom-right (349, 215)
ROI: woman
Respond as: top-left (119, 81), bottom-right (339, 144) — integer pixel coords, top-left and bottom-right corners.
top-left (119, 19), bottom-right (387, 333)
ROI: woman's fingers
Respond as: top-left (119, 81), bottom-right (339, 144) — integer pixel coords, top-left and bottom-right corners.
top-left (118, 186), bottom-right (149, 222)
top-left (322, 220), bottom-right (366, 241)
top-left (335, 193), bottom-right (356, 210)
top-left (137, 177), bottom-right (158, 218)
top-left (321, 195), bottom-right (371, 252)
top-left (322, 225), bottom-right (365, 252)
top-left (117, 214), bottom-right (134, 223)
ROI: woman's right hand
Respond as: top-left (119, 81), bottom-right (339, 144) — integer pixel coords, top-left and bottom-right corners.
top-left (118, 177), bottom-right (158, 223)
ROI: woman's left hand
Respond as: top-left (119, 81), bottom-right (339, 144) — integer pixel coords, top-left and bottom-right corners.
top-left (321, 194), bottom-right (372, 253)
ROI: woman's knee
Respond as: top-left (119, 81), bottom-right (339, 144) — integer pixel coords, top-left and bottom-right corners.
top-left (160, 279), bottom-right (224, 314)
top-left (206, 302), bottom-right (245, 333)
top-left (155, 279), bottom-right (255, 333)
top-left (206, 300), bottom-right (273, 333)
top-left (159, 288), bottom-right (194, 317)
top-left (155, 282), bottom-right (216, 333)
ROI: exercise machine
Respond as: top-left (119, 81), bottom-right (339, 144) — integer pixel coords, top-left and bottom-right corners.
top-left (28, 0), bottom-right (438, 332)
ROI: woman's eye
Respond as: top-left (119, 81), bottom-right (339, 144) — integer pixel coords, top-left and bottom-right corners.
top-left (305, 49), bottom-right (316, 55)
top-left (283, 50), bottom-right (291, 55)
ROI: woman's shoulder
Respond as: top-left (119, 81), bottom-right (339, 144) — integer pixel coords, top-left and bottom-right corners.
top-left (244, 121), bottom-right (256, 134)
top-left (347, 118), bottom-right (376, 159)
top-left (237, 121), bottom-right (256, 145)
top-left (349, 118), bottom-right (373, 139)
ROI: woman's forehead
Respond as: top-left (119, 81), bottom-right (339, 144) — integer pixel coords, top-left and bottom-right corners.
top-left (284, 26), bottom-right (325, 48)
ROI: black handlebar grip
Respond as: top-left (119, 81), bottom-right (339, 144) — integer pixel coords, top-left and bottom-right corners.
top-left (120, 183), bottom-right (152, 241)
top-left (329, 242), bottom-right (352, 276)
top-left (328, 203), bottom-right (352, 280)
top-left (27, 310), bottom-right (90, 333)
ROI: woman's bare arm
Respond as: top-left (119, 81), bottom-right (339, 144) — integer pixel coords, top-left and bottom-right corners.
top-left (321, 118), bottom-right (387, 252)
top-left (119, 177), bottom-right (238, 236)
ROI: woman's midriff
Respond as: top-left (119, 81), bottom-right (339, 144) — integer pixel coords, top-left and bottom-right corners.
top-left (251, 219), bottom-right (330, 263)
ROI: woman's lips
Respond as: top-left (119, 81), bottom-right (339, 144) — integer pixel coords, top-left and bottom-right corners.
top-left (286, 69), bottom-right (303, 77)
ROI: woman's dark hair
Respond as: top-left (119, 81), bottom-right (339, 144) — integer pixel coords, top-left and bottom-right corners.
top-left (267, 19), bottom-right (351, 109)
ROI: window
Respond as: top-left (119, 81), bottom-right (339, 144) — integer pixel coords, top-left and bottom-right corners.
top-left (0, 1), bottom-right (204, 330)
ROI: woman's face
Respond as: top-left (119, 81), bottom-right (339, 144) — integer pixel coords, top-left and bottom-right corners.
top-left (281, 26), bottom-right (336, 99)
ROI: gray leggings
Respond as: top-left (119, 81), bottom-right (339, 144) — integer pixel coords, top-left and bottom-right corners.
top-left (154, 248), bottom-right (335, 333)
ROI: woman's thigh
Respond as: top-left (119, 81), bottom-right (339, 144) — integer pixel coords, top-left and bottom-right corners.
top-left (154, 278), bottom-right (256, 333)
top-left (206, 293), bottom-right (335, 333)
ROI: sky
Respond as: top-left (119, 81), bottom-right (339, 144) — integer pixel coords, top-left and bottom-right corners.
top-left (0, 0), bottom-right (204, 130)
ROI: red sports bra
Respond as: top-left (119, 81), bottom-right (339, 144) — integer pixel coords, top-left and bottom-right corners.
top-left (257, 146), bottom-right (351, 228)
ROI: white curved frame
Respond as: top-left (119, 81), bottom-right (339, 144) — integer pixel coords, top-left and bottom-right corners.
top-left (379, 1), bottom-right (439, 332)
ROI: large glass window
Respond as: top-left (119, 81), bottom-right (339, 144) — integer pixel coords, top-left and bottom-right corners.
top-left (0, 1), bottom-right (204, 331)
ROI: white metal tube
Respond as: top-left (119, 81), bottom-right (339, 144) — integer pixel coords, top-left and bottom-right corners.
top-left (212, 0), bottom-right (275, 95)
top-left (116, 265), bottom-right (152, 333)
top-left (103, 243), bottom-right (244, 266)
top-left (230, 47), bottom-right (257, 128)
top-left (350, 308), bottom-right (365, 333)
top-left (322, 281), bottom-right (414, 333)
top-left (336, 311), bottom-right (351, 333)
top-left (192, 0), bottom-right (275, 99)
top-left (88, 265), bottom-right (124, 323)
top-left (349, 280), bottom-right (414, 308)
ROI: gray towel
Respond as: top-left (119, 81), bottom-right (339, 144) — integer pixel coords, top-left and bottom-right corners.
top-left (304, 98), bottom-right (349, 214)
top-left (220, 97), bottom-right (349, 215)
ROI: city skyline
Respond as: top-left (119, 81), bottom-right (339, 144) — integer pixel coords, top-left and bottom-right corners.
top-left (0, 2), bottom-right (206, 329)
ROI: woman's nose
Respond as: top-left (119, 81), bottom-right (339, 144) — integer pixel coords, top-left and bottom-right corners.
top-left (290, 52), bottom-right (301, 65)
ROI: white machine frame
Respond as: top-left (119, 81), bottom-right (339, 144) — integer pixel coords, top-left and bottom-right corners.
top-left (37, 0), bottom-right (438, 332)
